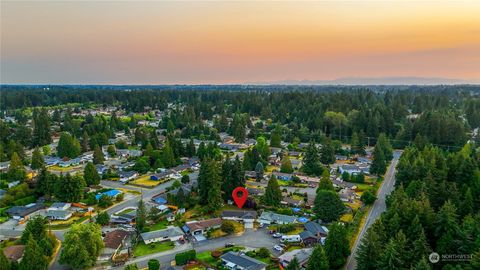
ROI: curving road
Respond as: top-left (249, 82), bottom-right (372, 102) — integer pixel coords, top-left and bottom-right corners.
top-left (344, 150), bottom-right (402, 270)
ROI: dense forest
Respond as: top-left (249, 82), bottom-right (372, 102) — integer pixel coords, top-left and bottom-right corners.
top-left (356, 142), bottom-right (480, 270)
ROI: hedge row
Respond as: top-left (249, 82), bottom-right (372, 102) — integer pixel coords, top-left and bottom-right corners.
top-left (175, 249), bottom-right (196, 265)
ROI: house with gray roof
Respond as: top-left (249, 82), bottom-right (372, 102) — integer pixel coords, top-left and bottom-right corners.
top-left (278, 248), bottom-right (313, 268)
top-left (140, 226), bottom-right (184, 244)
top-left (220, 251), bottom-right (267, 270)
top-left (258, 211), bottom-right (296, 225)
top-left (221, 210), bottom-right (257, 229)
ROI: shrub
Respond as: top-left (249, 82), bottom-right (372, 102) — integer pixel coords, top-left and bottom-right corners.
top-left (116, 193), bottom-right (124, 202)
top-left (211, 250), bottom-right (222, 258)
top-left (220, 220), bottom-right (236, 234)
top-left (175, 250), bottom-right (196, 265)
top-left (257, 247), bottom-right (270, 258)
top-left (148, 259), bottom-right (160, 270)
top-left (98, 195), bottom-right (113, 208)
top-left (360, 190), bottom-right (376, 205)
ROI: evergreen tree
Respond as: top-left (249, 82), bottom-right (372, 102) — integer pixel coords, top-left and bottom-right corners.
top-left (31, 147), bottom-right (45, 170)
top-left (378, 238), bottom-right (402, 270)
top-left (370, 143), bottom-right (387, 175)
top-left (57, 132), bottom-right (81, 159)
top-left (136, 199), bottom-right (147, 233)
top-left (320, 140), bottom-right (335, 165)
top-left (356, 225), bottom-right (382, 270)
top-left (317, 170), bottom-right (334, 191)
top-left (285, 257), bottom-right (300, 270)
top-left (377, 133), bottom-right (393, 161)
top-left (107, 144), bottom-right (116, 157)
top-left (0, 251), bottom-right (10, 270)
top-left (81, 131), bottom-right (89, 152)
top-left (36, 169), bottom-right (56, 197)
top-left (93, 145), bottom-right (105, 164)
top-left (302, 141), bottom-right (323, 176)
top-left (313, 190), bottom-right (345, 222)
top-left (412, 258), bottom-right (432, 270)
top-left (54, 173), bottom-right (86, 202)
top-left (270, 128), bottom-right (282, 147)
top-left (96, 211), bottom-right (110, 226)
top-left (325, 223), bottom-right (350, 269)
top-left (306, 244), bottom-right (329, 270)
top-left (186, 138), bottom-right (196, 157)
top-left (84, 162), bottom-right (101, 186)
top-left (199, 159), bottom-right (223, 211)
top-left (161, 140), bottom-right (176, 168)
top-left (19, 236), bottom-right (48, 270)
top-left (32, 108), bottom-right (52, 147)
top-left (255, 161), bottom-right (264, 182)
top-left (264, 175), bottom-right (282, 207)
top-left (280, 156), bottom-right (293, 173)
top-left (7, 152), bottom-right (26, 182)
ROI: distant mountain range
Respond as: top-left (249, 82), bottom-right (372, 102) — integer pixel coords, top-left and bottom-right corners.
top-left (248, 77), bottom-right (480, 85)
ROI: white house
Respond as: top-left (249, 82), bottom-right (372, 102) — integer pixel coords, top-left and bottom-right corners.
top-left (140, 226), bottom-right (184, 244)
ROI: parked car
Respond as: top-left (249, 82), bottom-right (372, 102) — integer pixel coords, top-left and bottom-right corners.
top-left (273, 233), bottom-right (283, 238)
top-left (225, 242), bottom-right (235, 248)
top-left (273, 245), bottom-right (284, 252)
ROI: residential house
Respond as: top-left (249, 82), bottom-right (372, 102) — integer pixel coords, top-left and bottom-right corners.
top-left (0, 161), bottom-right (10, 172)
top-left (221, 210), bottom-right (257, 229)
top-left (46, 202), bottom-right (72, 220)
top-left (140, 226), bottom-right (184, 244)
top-left (268, 154), bottom-right (280, 166)
top-left (119, 171), bottom-right (138, 183)
top-left (290, 159), bottom-right (302, 170)
top-left (258, 211), bottom-right (297, 225)
top-left (339, 164), bottom-right (369, 175)
top-left (183, 218), bottom-right (222, 236)
top-left (95, 164), bottom-right (108, 175)
top-left (288, 151), bottom-right (302, 158)
top-left (6, 203), bottom-right (44, 220)
top-left (272, 172), bottom-right (293, 181)
top-left (247, 187), bottom-right (264, 197)
top-left (299, 230), bottom-right (318, 246)
top-left (150, 170), bottom-right (173, 181)
top-left (339, 188), bottom-right (357, 202)
top-left (103, 229), bottom-right (132, 258)
top-left (244, 171), bottom-right (256, 179)
top-left (44, 157), bottom-right (61, 166)
top-left (281, 197), bottom-right (303, 207)
top-left (220, 251), bottom-right (267, 270)
top-left (278, 248), bottom-right (313, 268)
top-left (3, 245), bottom-right (25, 263)
top-left (269, 147), bottom-right (282, 155)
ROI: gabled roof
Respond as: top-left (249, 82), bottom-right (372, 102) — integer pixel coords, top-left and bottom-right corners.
top-left (3, 245), bottom-right (25, 262)
top-left (6, 203), bottom-right (44, 217)
top-left (104, 230), bottom-right (130, 249)
top-left (259, 211), bottom-right (296, 224)
top-left (221, 210), bottom-right (257, 219)
top-left (304, 221), bottom-right (329, 235)
top-left (140, 226), bottom-right (184, 241)
top-left (299, 230), bottom-right (316, 240)
top-left (185, 218), bottom-right (222, 232)
top-left (221, 251), bottom-right (267, 270)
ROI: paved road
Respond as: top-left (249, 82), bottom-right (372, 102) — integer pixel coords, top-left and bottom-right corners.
top-left (344, 150), bottom-right (402, 270)
top-left (116, 227), bottom-right (279, 270)
top-left (44, 171), bottom-right (198, 270)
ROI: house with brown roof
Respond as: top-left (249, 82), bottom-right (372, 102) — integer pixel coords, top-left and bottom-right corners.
top-left (3, 245), bottom-right (25, 262)
top-left (183, 218), bottom-right (222, 236)
top-left (102, 230), bottom-right (132, 259)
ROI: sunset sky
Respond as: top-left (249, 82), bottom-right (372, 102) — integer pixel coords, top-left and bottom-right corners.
top-left (1, 1), bottom-right (480, 84)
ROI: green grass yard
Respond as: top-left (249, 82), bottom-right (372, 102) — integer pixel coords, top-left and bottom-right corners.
top-left (133, 241), bottom-right (174, 257)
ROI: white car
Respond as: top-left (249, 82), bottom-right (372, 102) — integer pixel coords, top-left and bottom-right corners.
top-left (272, 233), bottom-right (283, 238)
top-left (273, 245), bottom-right (284, 252)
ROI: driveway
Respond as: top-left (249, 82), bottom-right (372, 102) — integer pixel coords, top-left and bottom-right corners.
top-left (118, 227), bottom-right (279, 269)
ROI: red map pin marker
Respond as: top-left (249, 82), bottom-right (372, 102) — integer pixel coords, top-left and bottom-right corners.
top-left (232, 187), bottom-right (248, 209)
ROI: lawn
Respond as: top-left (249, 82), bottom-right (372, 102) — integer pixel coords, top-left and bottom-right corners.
top-left (277, 180), bottom-right (290, 186)
top-left (48, 216), bottom-right (89, 230)
top-left (285, 226), bottom-right (304, 235)
top-left (209, 221), bottom-right (244, 238)
top-left (48, 165), bottom-right (80, 172)
top-left (142, 220), bottom-right (168, 232)
top-left (340, 213), bottom-right (354, 223)
top-left (117, 208), bottom-right (135, 216)
top-left (130, 175), bottom-right (162, 187)
top-left (133, 241), bottom-right (174, 257)
top-left (0, 216), bottom-right (9, 224)
top-left (196, 251), bottom-right (219, 266)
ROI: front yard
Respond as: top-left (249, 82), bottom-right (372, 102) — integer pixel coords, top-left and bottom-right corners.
top-left (133, 241), bottom-right (175, 257)
top-left (129, 175), bottom-right (161, 187)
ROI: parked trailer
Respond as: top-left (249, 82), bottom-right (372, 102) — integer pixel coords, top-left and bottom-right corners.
top-left (281, 235), bottom-right (301, 243)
